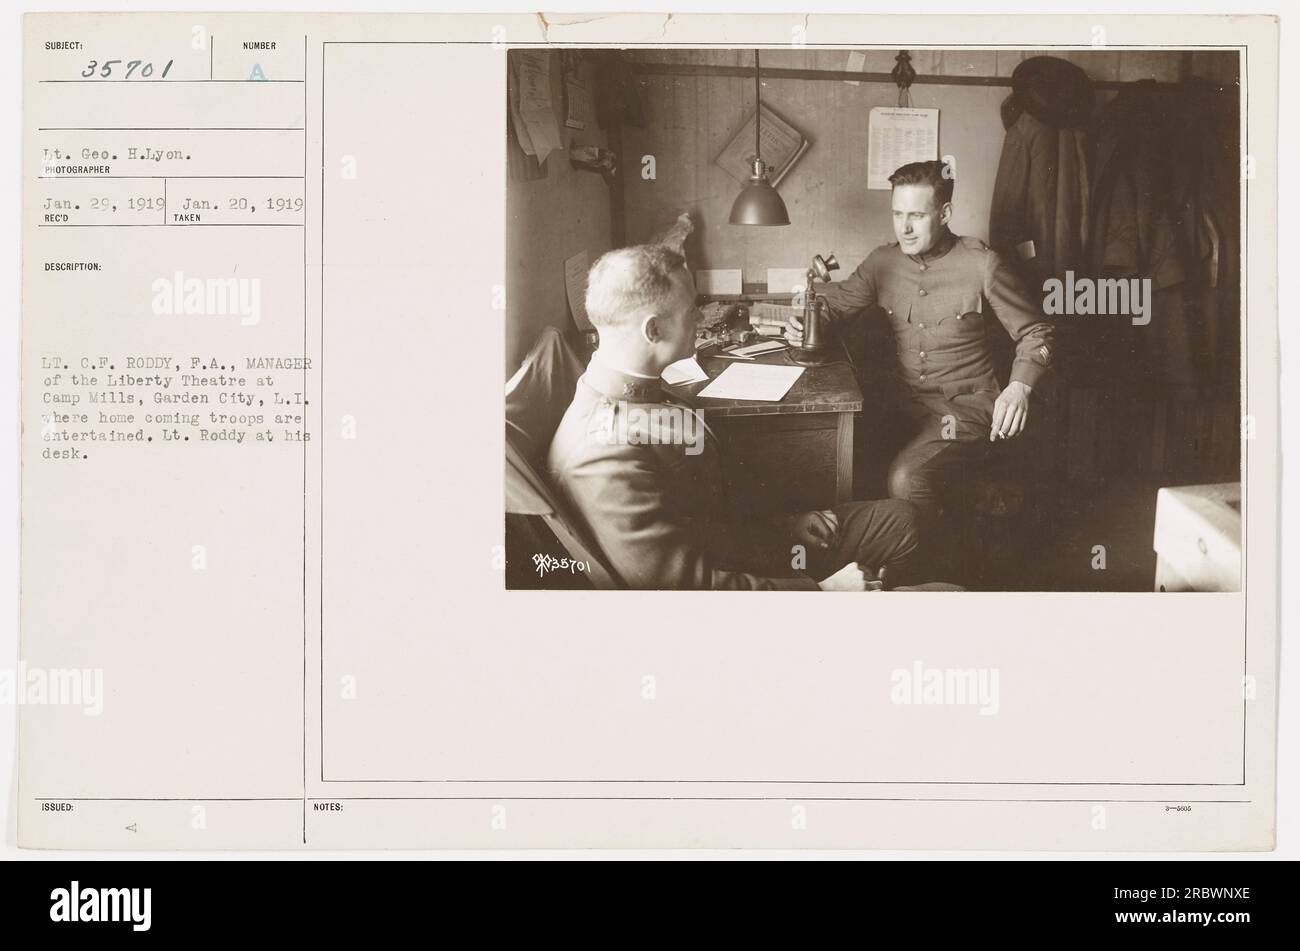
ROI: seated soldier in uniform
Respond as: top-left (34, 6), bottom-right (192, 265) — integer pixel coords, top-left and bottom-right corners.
top-left (784, 160), bottom-right (1056, 534)
top-left (548, 242), bottom-right (933, 591)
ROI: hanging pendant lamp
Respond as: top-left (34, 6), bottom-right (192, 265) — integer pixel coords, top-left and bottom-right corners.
top-left (728, 49), bottom-right (791, 226)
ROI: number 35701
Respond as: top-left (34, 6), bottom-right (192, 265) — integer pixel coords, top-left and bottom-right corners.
top-left (81, 59), bottom-right (174, 79)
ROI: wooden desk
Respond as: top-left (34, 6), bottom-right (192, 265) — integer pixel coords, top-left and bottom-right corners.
top-left (679, 346), bottom-right (863, 510)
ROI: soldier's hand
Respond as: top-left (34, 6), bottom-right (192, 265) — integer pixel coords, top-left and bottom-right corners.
top-left (818, 562), bottom-right (883, 592)
top-left (784, 314), bottom-right (804, 346)
top-left (817, 562), bottom-right (865, 591)
top-left (789, 509), bottom-right (838, 549)
top-left (990, 381), bottom-right (1032, 441)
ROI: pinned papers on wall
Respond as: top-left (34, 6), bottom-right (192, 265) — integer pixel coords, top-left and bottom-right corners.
top-left (507, 59), bottom-right (536, 157)
top-left (843, 50), bottom-right (867, 85)
top-left (516, 50), bottom-right (563, 164)
top-left (563, 249), bottom-right (593, 331)
top-left (564, 78), bottom-right (592, 130)
top-left (715, 104), bottom-right (809, 188)
top-left (766, 268), bottom-right (808, 297)
top-left (868, 107), bottom-right (940, 190)
top-left (694, 269), bottom-right (743, 296)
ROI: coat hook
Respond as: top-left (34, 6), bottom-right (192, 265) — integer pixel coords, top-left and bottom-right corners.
top-left (892, 50), bottom-right (917, 105)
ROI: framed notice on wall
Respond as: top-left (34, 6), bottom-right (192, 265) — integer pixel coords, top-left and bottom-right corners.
top-left (715, 103), bottom-right (810, 188)
top-left (868, 106), bottom-right (940, 189)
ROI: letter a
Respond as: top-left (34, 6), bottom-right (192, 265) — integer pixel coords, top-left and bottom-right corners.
top-left (1041, 278), bottom-right (1063, 315)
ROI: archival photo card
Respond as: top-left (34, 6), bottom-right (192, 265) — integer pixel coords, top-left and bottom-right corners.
top-left (18, 12), bottom-right (1279, 851)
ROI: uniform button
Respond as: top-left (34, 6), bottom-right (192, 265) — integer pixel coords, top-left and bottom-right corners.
top-left (919, 374), bottom-right (927, 382)
top-left (917, 323), bottom-right (925, 329)
top-left (957, 313), bottom-right (964, 319)
top-left (918, 288), bottom-right (928, 296)
top-left (919, 351), bottom-right (926, 359)
top-left (919, 263), bottom-right (927, 271)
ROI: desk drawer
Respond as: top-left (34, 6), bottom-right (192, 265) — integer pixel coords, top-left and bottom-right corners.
top-left (712, 413), bottom-right (841, 511)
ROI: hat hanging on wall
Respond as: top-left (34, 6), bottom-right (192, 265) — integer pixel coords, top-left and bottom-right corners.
top-left (1003, 55), bottom-right (1094, 130)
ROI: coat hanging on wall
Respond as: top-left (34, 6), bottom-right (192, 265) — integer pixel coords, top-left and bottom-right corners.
top-left (1086, 77), bottom-right (1226, 386)
top-left (989, 56), bottom-right (1094, 283)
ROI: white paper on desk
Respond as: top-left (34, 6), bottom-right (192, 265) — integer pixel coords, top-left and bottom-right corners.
top-left (697, 363), bottom-right (804, 401)
top-left (660, 356), bottom-right (708, 386)
top-left (726, 339), bottom-right (788, 358)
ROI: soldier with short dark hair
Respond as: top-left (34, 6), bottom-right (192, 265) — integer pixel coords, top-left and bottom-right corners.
top-left (785, 159), bottom-right (1056, 527)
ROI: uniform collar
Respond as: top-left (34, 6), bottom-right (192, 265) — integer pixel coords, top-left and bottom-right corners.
top-left (906, 228), bottom-right (958, 264)
top-left (583, 353), bottom-right (670, 403)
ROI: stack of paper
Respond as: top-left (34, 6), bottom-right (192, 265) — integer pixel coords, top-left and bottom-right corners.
top-left (749, 301), bottom-right (801, 336)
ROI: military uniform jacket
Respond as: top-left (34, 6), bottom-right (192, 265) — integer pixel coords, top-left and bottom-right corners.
top-left (820, 230), bottom-right (1055, 421)
top-left (547, 357), bottom-right (818, 591)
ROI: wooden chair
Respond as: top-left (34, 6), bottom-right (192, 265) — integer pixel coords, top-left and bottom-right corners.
top-left (505, 327), bottom-right (622, 589)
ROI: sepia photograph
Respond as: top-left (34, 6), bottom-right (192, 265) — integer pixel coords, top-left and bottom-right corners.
top-left (505, 47), bottom-right (1243, 592)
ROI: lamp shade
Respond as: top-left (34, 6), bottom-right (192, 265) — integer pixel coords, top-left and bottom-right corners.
top-left (728, 162), bottom-right (791, 226)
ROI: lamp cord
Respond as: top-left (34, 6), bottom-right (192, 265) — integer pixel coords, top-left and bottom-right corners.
top-left (754, 49), bottom-right (761, 165)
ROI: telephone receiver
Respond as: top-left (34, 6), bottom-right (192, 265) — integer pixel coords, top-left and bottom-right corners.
top-left (811, 253), bottom-right (839, 284)
top-left (792, 253), bottom-right (840, 366)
